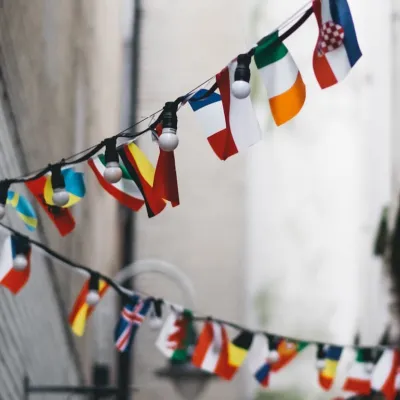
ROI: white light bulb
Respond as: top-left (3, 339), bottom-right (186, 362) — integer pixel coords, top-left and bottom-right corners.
top-left (159, 128), bottom-right (179, 152)
top-left (86, 290), bottom-right (100, 306)
top-left (13, 254), bottom-right (28, 271)
top-left (316, 359), bottom-right (326, 370)
top-left (52, 188), bottom-right (70, 207)
top-left (365, 362), bottom-right (374, 373)
top-left (104, 161), bottom-right (123, 184)
top-left (148, 316), bottom-right (163, 330)
top-left (232, 80), bottom-right (251, 99)
top-left (268, 350), bottom-right (280, 364)
top-left (0, 203), bottom-right (6, 220)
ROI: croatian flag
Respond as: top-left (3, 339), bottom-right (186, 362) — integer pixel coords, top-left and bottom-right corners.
top-left (312, 0), bottom-right (362, 89)
top-left (114, 295), bottom-right (151, 352)
top-left (189, 60), bottom-right (261, 161)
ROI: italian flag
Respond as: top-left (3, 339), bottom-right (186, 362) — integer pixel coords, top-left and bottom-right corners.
top-left (254, 31), bottom-right (306, 127)
top-left (88, 154), bottom-right (145, 211)
top-left (342, 349), bottom-right (371, 394)
top-left (371, 349), bottom-right (400, 399)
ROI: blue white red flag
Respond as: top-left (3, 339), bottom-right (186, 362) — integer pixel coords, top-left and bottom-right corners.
top-left (114, 295), bottom-right (152, 352)
top-left (312, 0), bottom-right (362, 89)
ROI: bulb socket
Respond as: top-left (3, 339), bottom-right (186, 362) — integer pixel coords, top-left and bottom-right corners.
top-left (13, 234), bottom-right (31, 257)
top-left (0, 180), bottom-right (10, 207)
top-left (104, 137), bottom-right (119, 165)
top-left (51, 165), bottom-right (66, 191)
top-left (234, 53), bottom-right (252, 83)
top-left (162, 102), bottom-right (178, 131)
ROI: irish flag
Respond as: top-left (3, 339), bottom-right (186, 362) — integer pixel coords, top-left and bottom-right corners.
top-left (254, 32), bottom-right (306, 126)
top-left (88, 153), bottom-right (145, 211)
top-left (69, 278), bottom-right (109, 337)
top-left (342, 349), bottom-right (372, 394)
top-left (371, 349), bottom-right (400, 399)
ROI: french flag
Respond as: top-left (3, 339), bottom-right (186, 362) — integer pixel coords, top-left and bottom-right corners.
top-left (189, 60), bottom-right (261, 161)
top-left (0, 235), bottom-right (31, 294)
top-left (312, 0), bottom-right (362, 89)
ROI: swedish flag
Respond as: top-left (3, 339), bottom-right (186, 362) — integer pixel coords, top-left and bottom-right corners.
top-left (7, 191), bottom-right (38, 231)
top-left (44, 167), bottom-right (86, 208)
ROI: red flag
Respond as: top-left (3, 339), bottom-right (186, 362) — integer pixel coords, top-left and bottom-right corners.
top-left (153, 124), bottom-right (179, 207)
top-left (25, 176), bottom-right (76, 236)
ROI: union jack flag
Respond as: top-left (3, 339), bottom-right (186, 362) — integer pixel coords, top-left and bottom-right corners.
top-left (114, 295), bottom-right (152, 352)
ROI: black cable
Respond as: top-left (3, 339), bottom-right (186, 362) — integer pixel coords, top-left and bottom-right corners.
top-left (0, 221), bottom-right (396, 351)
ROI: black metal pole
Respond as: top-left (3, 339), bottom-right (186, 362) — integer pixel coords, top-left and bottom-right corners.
top-left (117, 0), bottom-right (142, 399)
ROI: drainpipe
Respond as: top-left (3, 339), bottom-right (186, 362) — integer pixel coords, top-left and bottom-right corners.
top-left (117, 0), bottom-right (142, 398)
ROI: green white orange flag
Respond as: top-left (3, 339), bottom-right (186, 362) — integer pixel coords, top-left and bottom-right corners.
top-left (371, 349), bottom-right (400, 399)
top-left (254, 32), bottom-right (306, 127)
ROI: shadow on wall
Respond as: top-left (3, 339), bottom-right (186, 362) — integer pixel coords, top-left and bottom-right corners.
top-left (254, 390), bottom-right (303, 399)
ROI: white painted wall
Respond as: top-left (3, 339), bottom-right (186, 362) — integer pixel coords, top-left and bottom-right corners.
top-left (246, 0), bottom-right (392, 398)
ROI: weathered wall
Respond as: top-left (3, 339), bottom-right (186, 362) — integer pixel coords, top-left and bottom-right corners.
top-left (0, 0), bottom-right (124, 391)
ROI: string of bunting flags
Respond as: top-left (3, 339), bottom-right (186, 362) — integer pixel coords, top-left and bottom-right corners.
top-left (0, 221), bottom-right (398, 398)
top-left (0, 0), bottom-right (391, 397)
top-left (0, 0), bottom-right (360, 236)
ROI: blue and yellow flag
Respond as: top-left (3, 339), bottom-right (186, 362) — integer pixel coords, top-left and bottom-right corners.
top-left (7, 191), bottom-right (37, 231)
top-left (44, 167), bottom-right (86, 208)
top-left (319, 345), bottom-right (343, 390)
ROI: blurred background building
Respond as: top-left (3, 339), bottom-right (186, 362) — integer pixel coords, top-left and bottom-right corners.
top-left (0, 0), bottom-right (397, 399)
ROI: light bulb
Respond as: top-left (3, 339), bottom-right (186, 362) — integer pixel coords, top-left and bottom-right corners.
top-left (148, 316), bottom-right (163, 330)
top-left (104, 161), bottom-right (122, 184)
top-left (232, 80), bottom-right (251, 99)
top-left (268, 350), bottom-right (279, 364)
top-left (365, 362), bottom-right (374, 373)
top-left (13, 254), bottom-right (28, 271)
top-left (159, 128), bottom-right (179, 151)
top-left (0, 203), bottom-right (6, 220)
top-left (86, 290), bottom-right (100, 306)
top-left (52, 188), bottom-right (70, 207)
top-left (316, 359), bottom-right (326, 370)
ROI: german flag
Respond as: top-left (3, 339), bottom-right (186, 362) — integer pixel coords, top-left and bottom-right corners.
top-left (25, 176), bottom-right (76, 236)
top-left (118, 142), bottom-right (166, 218)
top-left (68, 278), bottom-right (109, 337)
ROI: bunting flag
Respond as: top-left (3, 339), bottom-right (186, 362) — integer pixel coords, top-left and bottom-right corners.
top-left (88, 153), bottom-right (145, 211)
top-left (271, 339), bottom-right (309, 372)
top-left (312, 0), bottom-right (362, 89)
top-left (6, 191), bottom-right (38, 231)
top-left (68, 278), bottom-right (109, 337)
top-left (43, 167), bottom-right (86, 208)
top-left (114, 296), bottom-right (152, 352)
top-left (319, 345), bottom-right (343, 390)
top-left (371, 349), bottom-right (400, 400)
top-left (0, 235), bottom-right (31, 294)
top-left (254, 31), bottom-right (306, 126)
top-left (156, 309), bottom-right (195, 362)
top-left (191, 321), bottom-right (232, 379)
top-left (153, 124), bottom-right (180, 207)
top-left (188, 62), bottom-right (261, 161)
top-left (25, 176), bottom-right (76, 236)
top-left (118, 142), bottom-right (167, 218)
top-left (342, 349), bottom-right (372, 395)
top-left (224, 330), bottom-right (254, 380)
top-left (251, 334), bottom-right (272, 387)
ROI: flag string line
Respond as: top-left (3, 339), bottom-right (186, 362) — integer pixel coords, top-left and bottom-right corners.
top-left (1, 3), bottom-right (312, 186)
top-left (0, 221), bottom-right (394, 351)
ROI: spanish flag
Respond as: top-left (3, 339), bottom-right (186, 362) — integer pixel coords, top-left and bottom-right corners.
top-left (319, 345), bottom-right (343, 390)
top-left (118, 142), bottom-right (166, 218)
top-left (68, 278), bottom-right (109, 336)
